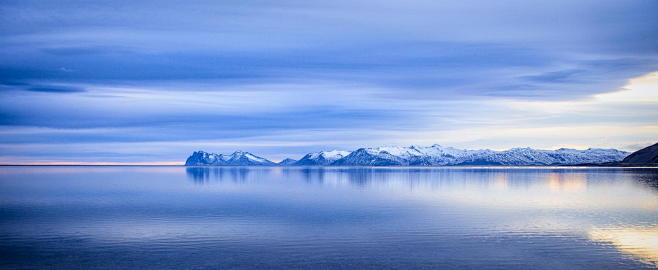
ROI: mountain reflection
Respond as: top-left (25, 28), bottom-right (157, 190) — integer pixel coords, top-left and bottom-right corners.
top-left (185, 167), bottom-right (658, 193)
top-left (627, 168), bottom-right (658, 191)
top-left (186, 167), bottom-right (251, 183)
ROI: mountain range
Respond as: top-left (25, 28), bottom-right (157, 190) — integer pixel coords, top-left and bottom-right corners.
top-left (185, 144), bottom-right (632, 166)
top-left (185, 150), bottom-right (275, 166)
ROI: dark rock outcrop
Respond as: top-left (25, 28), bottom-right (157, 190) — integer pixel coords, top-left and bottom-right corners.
top-left (620, 143), bottom-right (658, 165)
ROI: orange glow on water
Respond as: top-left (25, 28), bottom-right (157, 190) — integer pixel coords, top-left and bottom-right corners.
top-left (589, 227), bottom-right (658, 267)
top-left (547, 173), bottom-right (587, 192)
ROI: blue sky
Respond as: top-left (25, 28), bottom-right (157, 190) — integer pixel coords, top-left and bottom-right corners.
top-left (1, 0), bottom-right (657, 164)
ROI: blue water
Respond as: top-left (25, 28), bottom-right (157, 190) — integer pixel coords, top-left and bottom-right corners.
top-left (1, 166), bottom-right (657, 269)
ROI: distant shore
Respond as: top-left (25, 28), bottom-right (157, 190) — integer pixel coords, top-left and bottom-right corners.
top-left (2, 164), bottom-right (657, 168)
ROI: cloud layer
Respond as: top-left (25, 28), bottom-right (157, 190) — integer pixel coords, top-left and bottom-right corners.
top-left (0, 0), bottom-right (657, 163)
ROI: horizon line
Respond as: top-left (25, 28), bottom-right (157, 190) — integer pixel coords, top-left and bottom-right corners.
top-left (0, 162), bottom-right (185, 166)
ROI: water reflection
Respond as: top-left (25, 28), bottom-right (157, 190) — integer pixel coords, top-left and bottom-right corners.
top-left (183, 167), bottom-right (658, 214)
top-left (185, 167), bottom-right (658, 193)
top-left (547, 172), bottom-right (587, 192)
top-left (589, 227), bottom-right (658, 267)
top-left (630, 169), bottom-right (658, 191)
top-left (2, 166), bottom-right (657, 269)
top-left (186, 167), bottom-right (251, 183)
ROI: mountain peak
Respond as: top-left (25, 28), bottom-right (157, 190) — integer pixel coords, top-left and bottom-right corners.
top-left (278, 158), bottom-right (298, 165)
top-left (186, 144), bottom-right (630, 166)
top-left (294, 149), bottom-right (351, 165)
top-left (185, 150), bottom-right (274, 166)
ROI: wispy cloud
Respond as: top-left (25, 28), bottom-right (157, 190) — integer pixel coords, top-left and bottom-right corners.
top-left (26, 86), bottom-right (85, 93)
top-left (0, 0), bottom-right (656, 163)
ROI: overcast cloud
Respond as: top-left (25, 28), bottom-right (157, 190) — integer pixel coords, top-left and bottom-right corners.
top-left (0, 0), bottom-right (657, 163)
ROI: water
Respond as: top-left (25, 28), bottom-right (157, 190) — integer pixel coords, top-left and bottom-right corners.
top-left (1, 166), bottom-right (657, 269)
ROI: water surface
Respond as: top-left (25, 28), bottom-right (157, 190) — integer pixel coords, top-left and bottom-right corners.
top-left (1, 166), bottom-right (657, 269)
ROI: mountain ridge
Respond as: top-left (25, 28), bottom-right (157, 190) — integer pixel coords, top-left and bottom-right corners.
top-left (185, 144), bottom-right (632, 166)
top-left (619, 143), bottom-right (658, 165)
top-left (185, 150), bottom-right (275, 166)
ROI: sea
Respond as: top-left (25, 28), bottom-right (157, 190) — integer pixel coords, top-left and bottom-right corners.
top-left (1, 166), bottom-right (657, 269)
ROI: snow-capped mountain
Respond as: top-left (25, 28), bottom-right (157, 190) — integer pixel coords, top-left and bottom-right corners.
top-left (185, 150), bottom-right (275, 166)
top-left (294, 150), bottom-right (351, 165)
top-left (277, 158), bottom-right (298, 166)
top-left (331, 148), bottom-right (406, 166)
top-left (185, 145), bottom-right (629, 166)
top-left (332, 145), bottom-right (628, 166)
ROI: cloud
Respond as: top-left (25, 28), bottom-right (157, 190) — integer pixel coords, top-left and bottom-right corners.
top-left (26, 85), bottom-right (85, 93)
top-left (1, 1), bottom-right (656, 98)
top-left (0, 0), bottom-right (656, 163)
top-left (521, 70), bottom-right (587, 84)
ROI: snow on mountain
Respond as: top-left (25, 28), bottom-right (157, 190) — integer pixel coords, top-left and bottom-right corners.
top-left (185, 150), bottom-right (275, 166)
top-left (277, 158), bottom-right (298, 166)
top-left (332, 148), bottom-right (406, 166)
top-left (185, 145), bottom-right (629, 166)
top-left (184, 151), bottom-right (225, 166)
top-left (330, 145), bottom-right (628, 166)
top-left (294, 150), bottom-right (351, 165)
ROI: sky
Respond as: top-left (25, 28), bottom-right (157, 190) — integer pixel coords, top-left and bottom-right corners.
top-left (0, 0), bottom-right (657, 164)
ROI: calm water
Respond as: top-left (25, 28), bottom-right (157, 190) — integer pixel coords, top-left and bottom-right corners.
top-left (1, 166), bottom-right (657, 269)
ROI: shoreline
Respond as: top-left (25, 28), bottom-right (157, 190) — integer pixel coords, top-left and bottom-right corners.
top-left (1, 164), bottom-right (657, 168)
